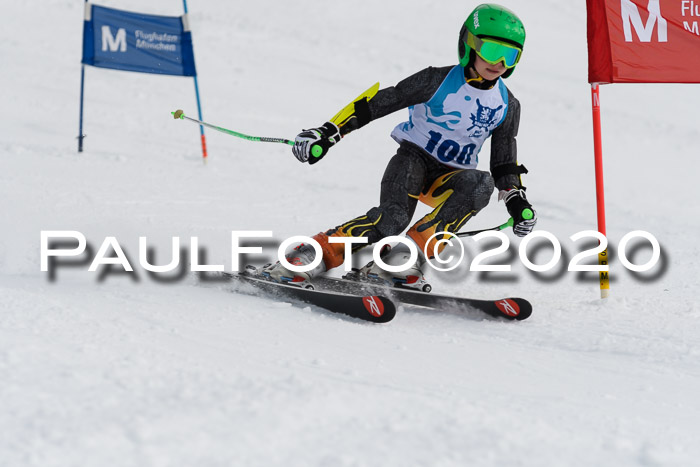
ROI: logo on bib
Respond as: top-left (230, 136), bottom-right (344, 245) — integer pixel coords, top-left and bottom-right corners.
top-left (468, 98), bottom-right (503, 137)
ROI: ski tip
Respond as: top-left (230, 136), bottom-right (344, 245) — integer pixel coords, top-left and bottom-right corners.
top-left (172, 109), bottom-right (184, 120)
top-left (494, 298), bottom-right (532, 320)
top-left (361, 295), bottom-right (397, 323)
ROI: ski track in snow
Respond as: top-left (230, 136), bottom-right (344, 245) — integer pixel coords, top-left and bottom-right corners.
top-left (2, 1), bottom-right (700, 466)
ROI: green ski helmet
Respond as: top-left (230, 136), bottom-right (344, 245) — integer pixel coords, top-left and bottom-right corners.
top-left (458, 4), bottom-right (526, 78)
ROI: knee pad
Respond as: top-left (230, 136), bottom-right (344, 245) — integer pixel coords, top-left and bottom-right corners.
top-left (420, 170), bottom-right (494, 212)
top-left (471, 171), bottom-right (495, 212)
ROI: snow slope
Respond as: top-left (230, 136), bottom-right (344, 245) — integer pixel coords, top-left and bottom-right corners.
top-left (2, 1), bottom-right (700, 466)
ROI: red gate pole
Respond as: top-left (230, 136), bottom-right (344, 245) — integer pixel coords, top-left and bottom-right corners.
top-left (591, 83), bottom-right (610, 298)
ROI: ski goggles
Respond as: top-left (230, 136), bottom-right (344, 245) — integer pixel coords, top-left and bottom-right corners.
top-left (465, 31), bottom-right (522, 68)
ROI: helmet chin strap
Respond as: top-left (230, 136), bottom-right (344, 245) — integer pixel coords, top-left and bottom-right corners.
top-left (466, 66), bottom-right (485, 84)
top-left (465, 66), bottom-right (497, 89)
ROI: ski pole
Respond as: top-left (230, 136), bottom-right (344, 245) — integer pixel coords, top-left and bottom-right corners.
top-left (456, 208), bottom-right (533, 238)
top-left (457, 218), bottom-right (513, 238)
top-left (172, 110), bottom-right (330, 159)
top-left (172, 109), bottom-right (298, 147)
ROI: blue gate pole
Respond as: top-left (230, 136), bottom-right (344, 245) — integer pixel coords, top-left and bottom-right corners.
top-left (78, 64), bottom-right (86, 152)
top-left (182, 0), bottom-right (208, 161)
top-left (78, 0), bottom-right (88, 152)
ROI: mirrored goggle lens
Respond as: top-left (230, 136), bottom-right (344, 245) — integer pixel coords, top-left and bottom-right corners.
top-left (477, 40), bottom-right (522, 68)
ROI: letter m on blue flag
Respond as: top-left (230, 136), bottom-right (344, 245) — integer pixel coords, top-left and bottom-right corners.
top-left (81, 3), bottom-right (196, 77)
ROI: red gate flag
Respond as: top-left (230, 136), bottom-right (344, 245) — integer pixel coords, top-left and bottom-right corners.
top-left (587, 0), bottom-right (700, 83)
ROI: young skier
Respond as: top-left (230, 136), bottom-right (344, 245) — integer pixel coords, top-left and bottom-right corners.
top-left (264, 3), bottom-right (537, 287)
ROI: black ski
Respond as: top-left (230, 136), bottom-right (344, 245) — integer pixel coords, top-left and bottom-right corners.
top-left (312, 276), bottom-right (532, 321)
top-left (210, 272), bottom-right (396, 323)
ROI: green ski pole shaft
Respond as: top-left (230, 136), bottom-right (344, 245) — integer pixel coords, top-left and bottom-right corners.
top-left (456, 208), bottom-right (532, 238)
top-left (458, 218), bottom-right (514, 238)
top-left (172, 109), bottom-right (294, 146)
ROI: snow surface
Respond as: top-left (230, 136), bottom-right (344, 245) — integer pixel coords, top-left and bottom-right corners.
top-left (2, 0), bottom-right (700, 466)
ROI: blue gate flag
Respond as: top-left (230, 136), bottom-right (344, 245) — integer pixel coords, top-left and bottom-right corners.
top-left (82, 3), bottom-right (196, 77)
